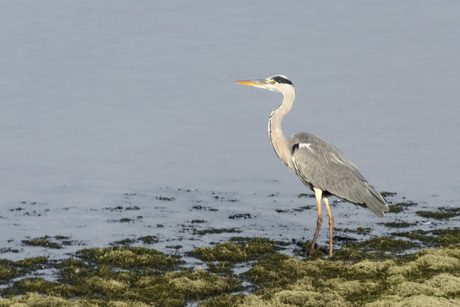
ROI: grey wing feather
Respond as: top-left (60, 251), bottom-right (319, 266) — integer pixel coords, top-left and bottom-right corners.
top-left (289, 133), bottom-right (389, 217)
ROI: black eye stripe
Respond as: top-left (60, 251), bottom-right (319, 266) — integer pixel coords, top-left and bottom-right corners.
top-left (271, 75), bottom-right (293, 85)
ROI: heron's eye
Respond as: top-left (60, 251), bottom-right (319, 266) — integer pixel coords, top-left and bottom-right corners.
top-left (271, 80), bottom-right (276, 84)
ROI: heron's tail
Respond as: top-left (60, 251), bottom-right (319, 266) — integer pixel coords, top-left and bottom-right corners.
top-left (362, 183), bottom-right (389, 218)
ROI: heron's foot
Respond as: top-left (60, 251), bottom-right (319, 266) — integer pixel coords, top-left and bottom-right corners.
top-left (307, 242), bottom-right (317, 259)
top-left (306, 243), bottom-right (334, 259)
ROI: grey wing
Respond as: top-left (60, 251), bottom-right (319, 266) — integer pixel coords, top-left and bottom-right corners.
top-left (289, 133), bottom-right (389, 217)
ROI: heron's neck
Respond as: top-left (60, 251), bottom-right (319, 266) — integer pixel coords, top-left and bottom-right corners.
top-left (268, 89), bottom-right (296, 171)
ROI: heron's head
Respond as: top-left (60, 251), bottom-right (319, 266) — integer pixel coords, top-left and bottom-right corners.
top-left (235, 75), bottom-right (294, 95)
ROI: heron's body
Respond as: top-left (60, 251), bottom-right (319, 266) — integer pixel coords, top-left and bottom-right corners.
top-left (236, 75), bottom-right (389, 258)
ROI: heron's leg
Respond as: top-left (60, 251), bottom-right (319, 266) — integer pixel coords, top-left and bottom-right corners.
top-left (323, 196), bottom-right (334, 258)
top-left (309, 187), bottom-right (323, 258)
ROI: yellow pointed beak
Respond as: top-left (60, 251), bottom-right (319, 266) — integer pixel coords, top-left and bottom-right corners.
top-left (234, 79), bottom-right (267, 86)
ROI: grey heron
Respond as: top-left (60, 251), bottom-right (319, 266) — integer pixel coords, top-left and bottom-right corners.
top-left (235, 75), bottom-right (389, 258)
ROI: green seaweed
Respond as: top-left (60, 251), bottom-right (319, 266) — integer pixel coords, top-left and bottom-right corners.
top-left (0, 244), bottom-right (459, 306)
top-left (191, 238), bottom-right (276, 262)
top-left (380, 191), bottom-right (397, 197)
top-left (384, 221), bottom-right (415, 228)
top-left (388, 201), bottom-right (418, 213)
top-left (137, 235), bottom-right (159, 244)
top-left (77, 246), bottom-right (181, 270)
top-left (196, 227), bottom-right (241, 236)
top-left (414, 206), bottom-right (460, 219)
top-left (392, 228), bottom-right (460, 247)
top-left (21, 235), bottom-right (62, 249)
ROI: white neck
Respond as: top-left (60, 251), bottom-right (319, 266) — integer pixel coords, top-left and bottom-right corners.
top-left (268, 87), bottom-right (296, 171)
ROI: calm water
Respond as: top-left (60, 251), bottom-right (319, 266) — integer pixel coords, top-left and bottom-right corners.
top-left (0, 1), bottom-right (459, 260)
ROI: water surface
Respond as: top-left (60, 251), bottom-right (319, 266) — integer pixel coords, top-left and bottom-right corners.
top-left (0, 1), bottom-right (459, 261)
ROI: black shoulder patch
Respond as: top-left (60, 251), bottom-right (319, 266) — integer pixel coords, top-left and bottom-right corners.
top-left (271, 75), bottom-right (293, 85)
top-left (291, 143), bottom-right (300, 155)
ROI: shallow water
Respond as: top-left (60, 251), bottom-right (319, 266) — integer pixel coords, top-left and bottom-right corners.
top-left (0, 1), bottom-right (459, 262)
